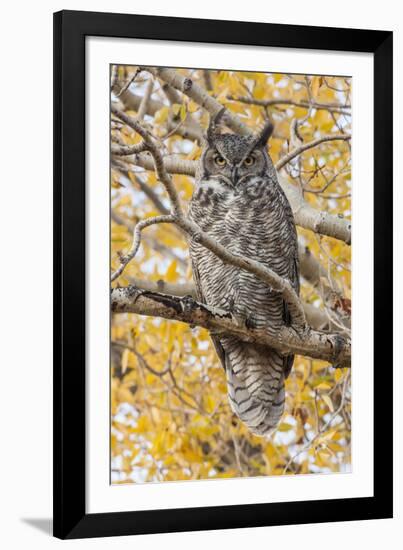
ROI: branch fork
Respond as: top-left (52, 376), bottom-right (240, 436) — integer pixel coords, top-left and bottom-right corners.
top-left (110, 73), bottom-right (351, 367)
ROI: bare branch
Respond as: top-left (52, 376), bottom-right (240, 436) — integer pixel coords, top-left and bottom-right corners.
top-left (113, 66), bottom-right (351, 244)
top-left (202, 70), bottom-right (213, 91)
top-left (285, 183), bottom-right (351, 245)
top-left (124, 153), bottom-right (351, 245)
top-left (111, 142), bottom-right (148, 156)
top-left (111, 106), bottom-right (183, 216)
top-left (275, 134), bottom-right (351, 171)
top-left (176, 215), bottom-right (306, 326)
top-left (114, 66), bottom-right (142, 97)
top-left (111, 79), bottom-right (349, 332)
top-left (145, 66), bottom-right (250, 136)
top-left (125, 278), bottom-right (195, 298)
top-left (111, 215), bottom-right (175, 282)
top-left (299, 244), bottom-right (349, 324)
top-left (126, 152), bottom-right (196, 176)
top-left (111, 111), bottom-right (304, 323)
top-left (111, 286), bottom-right (351, 367)
top-left (114, 87), bottom-right (203, 143)
top-left (111, 210), bottom-right (187, 268)
top-left (110, 65), bottom-right (119, 91)
top-left (112, 160), bottom-right (348, 307)
top-left (137, 77), bottom-right (154, 120)
top-left (119, 277), bottom-right (335, 332)
top-left (228, 96), bottom-right (351, 116)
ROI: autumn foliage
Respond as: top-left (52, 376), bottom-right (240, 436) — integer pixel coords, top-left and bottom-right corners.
top-left (110, 67), bottom-right (351, 483)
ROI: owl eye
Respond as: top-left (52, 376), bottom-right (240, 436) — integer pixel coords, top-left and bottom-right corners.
top-left (214, 155), bottom-right (226, 166)
top-left (243, 156), bottom-right (255, 167)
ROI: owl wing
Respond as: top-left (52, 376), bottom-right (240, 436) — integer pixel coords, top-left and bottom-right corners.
top-left (280, 192), bottom-right (300, 378)
top-left (191, 255), bottom-right (226, 370)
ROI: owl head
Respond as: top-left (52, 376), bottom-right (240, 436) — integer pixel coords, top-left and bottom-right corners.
top-left (199, 110), bottom-right (274, 186)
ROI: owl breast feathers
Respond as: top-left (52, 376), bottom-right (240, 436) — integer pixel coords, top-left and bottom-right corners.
top-left (189, 118), bottom-right (299, 436)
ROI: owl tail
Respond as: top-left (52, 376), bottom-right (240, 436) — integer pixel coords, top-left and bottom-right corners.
top-left (222, 339), bottom-right (286, 436)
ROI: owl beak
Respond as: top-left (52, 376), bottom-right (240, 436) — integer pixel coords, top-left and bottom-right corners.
top-left (231, 166), bottom-right (239, 185)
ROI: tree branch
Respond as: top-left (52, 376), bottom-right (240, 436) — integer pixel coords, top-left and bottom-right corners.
top-left (111, 203), bottom-right (348, 330)
top-left (228, 96), bottom-right (351, 116)
top-left (137, 77), bottom-right (154, 121)
top-left (177, 216), bottom-right (306, 326)
top-left (111, 286), bottom-right (351, 367)
top-left (111, 142), bottom-right (148, 156)
top-left (111, 108), bottom-right (306, 324)
top-left (111, 105), bottom-right (183, 217)
top-left (126, 153), bottom-right (351, 244)
top-left (145, 66), bottom-right (250, 136)
top-left (111, 210), bottom-right (187, 268)
top-left (111, 215), bottom-right (175, 282)
top-left (117, 277), bottom-right (336, 332)
top-left (285, 183), bottom-right (351, 245)
top-left (275, 134), bottom-right (351, 171)
top-left (114, 87), bottom-right (203, 142)
top-left (113, 66), bottom-right (351, 244)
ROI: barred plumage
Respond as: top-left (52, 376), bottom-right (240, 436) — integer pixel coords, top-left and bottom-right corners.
top-left (189, 119), bottom-right (299, 436)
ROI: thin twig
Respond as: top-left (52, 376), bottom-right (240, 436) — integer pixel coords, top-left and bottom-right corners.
top-left (228, 96), bottom-right (351, 117)
top-left (111, 105), bottom-right (183, 217)
top-left (275, 135), bottom-right (351, 171)
top-left (136, 77), bottom-right (154, 120)
top-left (115, 67), bottom-right (142, 97)
top-left (111, 215), bottom-right (175, 281)
top-left (122, 153), bottom-right (351, 245)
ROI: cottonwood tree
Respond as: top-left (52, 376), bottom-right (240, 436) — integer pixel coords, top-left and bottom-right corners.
top-left (110, 66), bottom-right (352, 482)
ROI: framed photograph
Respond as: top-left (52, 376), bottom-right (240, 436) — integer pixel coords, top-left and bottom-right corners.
top-left (54, 10), bottom-right (393, 539)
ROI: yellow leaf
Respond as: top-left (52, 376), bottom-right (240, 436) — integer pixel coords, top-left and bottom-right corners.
top-left (154, 106), bottom-right (169, 124)
top-left (204, 394), bottom-right (215, 414)
top-left (171, 103), bottom-right (181, 116)
top-left (166, 260), bottom-right (178, 282)
top-left (278, 422), bottom-right (293, 432)
top-left (121, 348), bottom-right (130, 374)
top-left (334, 369), bottom-right (344, 382)
top-left (322, 394), bottom-right (334, 412)
top-left (132, 415), bottom-right (150, 433)
top-left (314, 382), bottom-right (332, 392)
top-left (180, 103), bottom-right (187, 121)
top-left (311, 76), bottom-right (323, 98)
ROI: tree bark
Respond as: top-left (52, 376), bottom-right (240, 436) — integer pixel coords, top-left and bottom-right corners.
top-left (111, 286), bottom-right (351, 368)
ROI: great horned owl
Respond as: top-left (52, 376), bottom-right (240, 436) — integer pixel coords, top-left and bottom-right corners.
top-left (188, 115), bottom-right (300, 436)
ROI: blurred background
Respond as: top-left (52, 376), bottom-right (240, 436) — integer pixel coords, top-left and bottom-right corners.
top-left (110, 66), bottom-right (351, 483)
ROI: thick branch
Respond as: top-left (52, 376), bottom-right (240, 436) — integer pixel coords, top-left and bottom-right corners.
top-left (120, 277), bottom-right (334, 331)
top-left (111, 105), bottom-right (348, 323)
top-left (145, 66), bottom-right (250, 136)
top-left (112, 66), bottom-right (351, 244)
top-left (110, 114), bottom-right (304, 324)
top-left (125, 153), bottom-right (351, 244)
top-left (111, 286), bottom-right (351, 367)
top-left (285, 183), bottom-right (351, 245)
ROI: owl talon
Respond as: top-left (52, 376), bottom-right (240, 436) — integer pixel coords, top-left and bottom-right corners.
top-left (182, 294), bottom-right (195, 313)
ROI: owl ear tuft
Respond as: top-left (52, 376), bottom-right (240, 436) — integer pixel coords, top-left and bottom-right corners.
top-left (206, 108), bottom-right (226, 144)
top-left (255, 120), bottom-right (274, 147)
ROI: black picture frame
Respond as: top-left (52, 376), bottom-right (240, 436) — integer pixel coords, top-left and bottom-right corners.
top-left (53, 9), bottom-right (393, 539)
